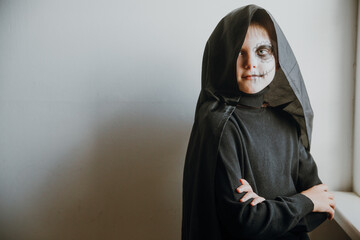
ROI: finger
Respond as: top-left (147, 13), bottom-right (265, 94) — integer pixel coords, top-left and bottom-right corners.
top-left (327, 207), bottom-right (335, 220)
top-left (240, 179), bottom-right (250, 185)
top-left (328, 192), bottom-right (335, 200)
top-left (327, 206), bottom-right (335, 220)
top-left (251, 197), bottom-right (265, 206)
top-left (329, 199), bottom-right (336, 209)
top-left (237, 184), bottom-right (253, 193)
top-left (240, 192), bottom-right (257, 202)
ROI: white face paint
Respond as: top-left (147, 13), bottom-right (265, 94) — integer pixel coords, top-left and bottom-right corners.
top-left (236, 24), bottom-right (276, 94)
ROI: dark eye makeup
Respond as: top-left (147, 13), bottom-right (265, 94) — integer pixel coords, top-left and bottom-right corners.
top-left (255, 45), bottom-right (273, 60)
top-left (238, 44), bottom-right (274, 61)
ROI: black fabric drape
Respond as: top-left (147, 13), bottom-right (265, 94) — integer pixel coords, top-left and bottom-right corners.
top-left (182, 4), bottom-right (323, 240)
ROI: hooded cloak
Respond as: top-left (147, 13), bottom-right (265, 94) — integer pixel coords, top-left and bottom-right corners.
top-left (182, 5), bottom-right (327, 240)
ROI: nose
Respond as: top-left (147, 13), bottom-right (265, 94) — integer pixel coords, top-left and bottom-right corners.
top-left (243, 53), bottom-right (257, 69)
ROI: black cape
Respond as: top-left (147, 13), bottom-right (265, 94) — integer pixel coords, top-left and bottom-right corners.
top-left (182, 4), bottom-right (325, 240)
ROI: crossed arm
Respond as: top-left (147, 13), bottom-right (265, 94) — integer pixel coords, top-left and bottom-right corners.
top-left (215, 156), bottom-right (334, 239)
top-left (237, 178), bottom-right (336, 220)
top-left (215, 120), bottom-right (335, 238)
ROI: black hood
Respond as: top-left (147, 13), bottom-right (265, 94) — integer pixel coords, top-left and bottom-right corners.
top-left (199, 4), bottom-right (313, 148)
top-left (182, 4), bottom-right (314, 240)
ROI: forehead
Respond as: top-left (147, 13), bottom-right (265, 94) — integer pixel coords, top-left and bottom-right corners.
top-left (244, 24), bottom-right (271, 44)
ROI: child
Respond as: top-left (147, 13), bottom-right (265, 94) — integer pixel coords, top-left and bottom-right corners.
top-left (182, 5), bottom-right (335, 240)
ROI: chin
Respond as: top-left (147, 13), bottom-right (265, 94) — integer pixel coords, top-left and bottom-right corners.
top-left (240, 85), bottom-right (265, 94)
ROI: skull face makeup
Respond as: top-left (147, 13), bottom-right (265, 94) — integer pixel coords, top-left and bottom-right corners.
top-left (236, 24), bottom-right (276, 94)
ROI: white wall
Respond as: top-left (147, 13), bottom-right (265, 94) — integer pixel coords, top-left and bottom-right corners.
top-left (354, 0), bottom-right (360, 196)
top-left (0, 0), bottom-right (356, 239)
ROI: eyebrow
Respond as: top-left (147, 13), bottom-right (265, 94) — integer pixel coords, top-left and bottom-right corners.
top-left (255, 43), bottom-right (272, 49)
top-left (255, 41), bottom-right (272, 48)
top-left (252, 43), bottom-right (273, 52)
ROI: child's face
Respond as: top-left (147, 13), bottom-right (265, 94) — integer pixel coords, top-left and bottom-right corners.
top-left (236, 24), bottom-right (276, 94)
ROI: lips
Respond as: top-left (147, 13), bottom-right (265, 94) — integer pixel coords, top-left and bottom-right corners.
top-left (242, 75), bottom-right (262, 80)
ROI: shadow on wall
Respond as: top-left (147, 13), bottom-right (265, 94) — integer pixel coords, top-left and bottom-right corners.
top-left (24, 106), bottom-right (191, 240)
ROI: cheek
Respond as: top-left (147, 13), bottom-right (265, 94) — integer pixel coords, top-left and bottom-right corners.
top-left (236, 57), bottom-right (243, 78)
top-left (266, 69), bottom-right (276, 82)
top-left (259, 59), bottom-right (275, 71)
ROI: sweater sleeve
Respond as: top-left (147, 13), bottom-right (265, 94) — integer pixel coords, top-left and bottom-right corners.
top-left (289, 141), bottom-right (328, 233)
top-left (215, 121), bottom-right (314, 239)
top-left (295, 140), bottom-right (322, 192)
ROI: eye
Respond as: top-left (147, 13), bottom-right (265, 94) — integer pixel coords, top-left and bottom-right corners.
top-left (239, 50), bottom-right (246, 56)
top-left (257, 48), bottom-right (272, 56)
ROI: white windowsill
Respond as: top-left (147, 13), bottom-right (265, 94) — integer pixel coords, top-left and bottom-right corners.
top-left (333, 191), bottom-right (360, 239)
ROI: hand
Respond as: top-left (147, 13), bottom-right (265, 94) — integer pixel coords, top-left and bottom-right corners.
top-left (301, 184), bottom-right (336, 220)
top-left (236, 179), bottom-right (265, 206)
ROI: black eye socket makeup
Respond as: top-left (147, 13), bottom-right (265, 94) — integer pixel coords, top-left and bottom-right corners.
top-left (255, 44), bottom-right (273, 60)
top-left (238, 41), bottom-right (274, 62)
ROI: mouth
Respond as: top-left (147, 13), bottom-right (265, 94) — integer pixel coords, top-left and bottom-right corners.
top-left (241, 74), bottom-right (264, 80)
top-left (241, 66), bottom-right (276, 80)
